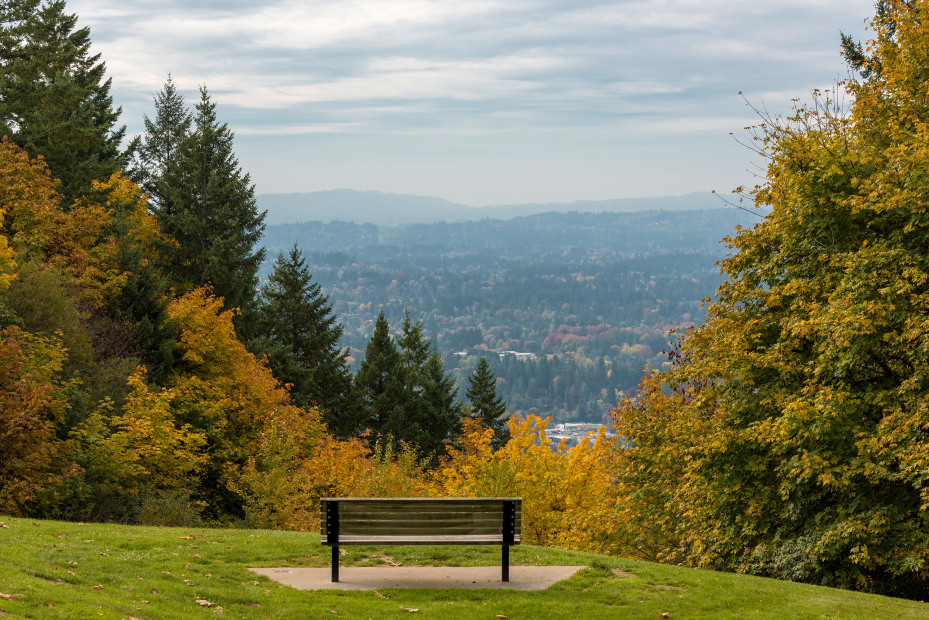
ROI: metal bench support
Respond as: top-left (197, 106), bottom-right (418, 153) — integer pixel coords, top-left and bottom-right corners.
top-left (326, 500), bottom-right (339, 582)
top-left (503, 499), bottom-right (516, 582)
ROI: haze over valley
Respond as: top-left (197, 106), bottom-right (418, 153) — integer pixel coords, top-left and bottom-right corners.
top-left (259, 193), bottom-right (757, 422)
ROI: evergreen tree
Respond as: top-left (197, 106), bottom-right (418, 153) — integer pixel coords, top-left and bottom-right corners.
top-left (0, 0), bottom-right (125, 200)
top-left (157, 86), bottom-right (266, 335)
top-left (398, 309), bottom-right (431, 372)
top-left (107, 203), bottom-right (175, 382)
top-left (355, 309), bottom-right (461, 459)
top-left (255, 245), bottom-right (356, 436)
top-left (397, 310), bottom-right (461, 460)
top-left (415, 352), bottom-right (462, 462)
top-left (127, 74), bottom-right (191, 211)
top-left (466, 356), bottom-right (510, 449)
top-left (354, 309), bottom-right (405, 441)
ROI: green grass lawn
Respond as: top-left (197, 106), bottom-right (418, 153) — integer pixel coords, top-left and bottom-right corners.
top-left (0, 516), bottom-right (926, 619)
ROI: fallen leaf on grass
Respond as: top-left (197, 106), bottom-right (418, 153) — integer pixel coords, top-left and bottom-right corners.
top-left (190, 554), bottom-right (201, 558)
top-left (204, 573), bottom-right (212, 578)
top-left (179, 535), bottom-right (196, 540)
top-left (0, 594), bottom-right (14, 601)
top-left (91, 585), bottom-right (103, 590)
top-left (496, 615), bottom-right (507, 619)
top-left (329, 610), bottom-right (338, 615)
top-left (374, 591), bottom-right (389, 599)
top-left (339, 549), bottom-right (349, 556)
top-left (658, 614), bottom-right (670, 619)
top-left (0, 523), bottom-right (8, 528)
top-left (213, 606), bottom-right (223, 614)
top-left (400, 608), bottom-right (420, 613)
top-left (196, 599), bottom-right (214, 606)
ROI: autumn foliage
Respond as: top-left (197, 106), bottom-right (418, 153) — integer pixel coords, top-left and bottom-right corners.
top-left (596, 1), bottom-right (929, 600)
top-left (10, 0), bottom-right (929, 605)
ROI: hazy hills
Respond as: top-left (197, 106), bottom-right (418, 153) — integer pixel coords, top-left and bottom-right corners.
top-left (257, 189), bottom-right (733, 225)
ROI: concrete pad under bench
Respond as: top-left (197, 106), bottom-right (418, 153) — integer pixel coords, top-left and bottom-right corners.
top-left (250, 565), bottom-right (585, 591)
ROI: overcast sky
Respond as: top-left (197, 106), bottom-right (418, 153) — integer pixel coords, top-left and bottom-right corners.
top-left (69, 0), bottom-right (876, 206)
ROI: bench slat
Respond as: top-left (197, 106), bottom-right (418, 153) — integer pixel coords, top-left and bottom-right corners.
top-left (332, 503), bottom-right (516, 513)
top-left (321, 534), bottom-right (521, 545)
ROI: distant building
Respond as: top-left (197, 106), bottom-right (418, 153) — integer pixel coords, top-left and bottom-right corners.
top-left (498, 350), bottom-right (536, 360)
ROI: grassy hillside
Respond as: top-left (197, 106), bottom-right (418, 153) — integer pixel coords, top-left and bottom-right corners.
top-left (0, 516), bottom-right (925, 619)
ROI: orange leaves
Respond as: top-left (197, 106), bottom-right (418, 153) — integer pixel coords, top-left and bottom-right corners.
top-left (0, 140), bottom-right (162, 307)
top-left (0, 327), bottom-right (70, 514)
top-left (167, 287), bottom-right (326, 514)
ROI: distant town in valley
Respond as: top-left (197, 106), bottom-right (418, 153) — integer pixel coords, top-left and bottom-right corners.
top-left (258, 190), bottom-right (758, 423)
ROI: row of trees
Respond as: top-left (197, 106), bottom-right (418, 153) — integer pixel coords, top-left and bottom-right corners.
top-left (0, 0), bottom-right (509, 524)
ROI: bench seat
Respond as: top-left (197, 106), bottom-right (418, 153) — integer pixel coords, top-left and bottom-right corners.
top-left (320, 497), bottom-right (521, 582)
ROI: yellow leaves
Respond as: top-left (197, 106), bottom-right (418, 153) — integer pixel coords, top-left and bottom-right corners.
top-left (0, 202), bottom-right (15, 291)
top-left (434, 414), bottom-right (620, 552)
top-left (109, 368), bottom-right (207, 488)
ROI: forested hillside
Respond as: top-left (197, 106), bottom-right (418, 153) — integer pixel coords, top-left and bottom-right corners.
top-left (262, 208), bottom-right (753, 421)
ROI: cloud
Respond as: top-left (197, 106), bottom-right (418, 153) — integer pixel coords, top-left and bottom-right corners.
top-left (66, 0), bottom-right (875, 203)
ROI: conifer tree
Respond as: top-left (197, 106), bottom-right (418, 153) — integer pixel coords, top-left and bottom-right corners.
top-left (466, 356), bottom-right (509, 449)
top-left (157, 86), bottom-right (266, 335)
top-left (354, 309), bottom-right (405, 441)
top-left (397, 310), bottom-right (462, 460)
top-left (0, 0), bottom-right (125, 200)
top-left (416, 352), bottom-right (462, 461)
top-left (127, 75), bottom-right (191, 212)
top-left (255, 245), bottom-right (356, 436)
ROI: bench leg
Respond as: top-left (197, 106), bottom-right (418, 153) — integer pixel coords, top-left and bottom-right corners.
top-left (332, 546), bottom-right (339, 582)
top-left (502, 545), bottom-right (509, 582)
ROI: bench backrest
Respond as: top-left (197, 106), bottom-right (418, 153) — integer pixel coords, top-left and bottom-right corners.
top-left (320, 497), bottom-right (521, 541)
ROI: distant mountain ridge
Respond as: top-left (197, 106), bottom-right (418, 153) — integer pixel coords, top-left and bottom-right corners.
top-left (257, 189), bottom-right (731, 225)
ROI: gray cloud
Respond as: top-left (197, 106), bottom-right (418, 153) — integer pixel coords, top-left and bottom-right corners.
top-left (69, 0), bottom-right (875, 204)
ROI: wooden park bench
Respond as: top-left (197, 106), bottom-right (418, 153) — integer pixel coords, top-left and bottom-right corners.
top-left (320, 497), bottom-right (521, 582)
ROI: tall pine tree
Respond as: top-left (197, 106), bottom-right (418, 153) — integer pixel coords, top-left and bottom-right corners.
top-left (127, 74), bottom-right (191, 212)
top-left (354, 309), bottom-right (406, 442)
top-left (255, 245), bottom-right (356, 436)
top-left (466, 356), bottom-right (510, 449)
top-left (0, 0), bottom-right (125, 200)
top-left (156, 86), bottom-right (266, 335)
